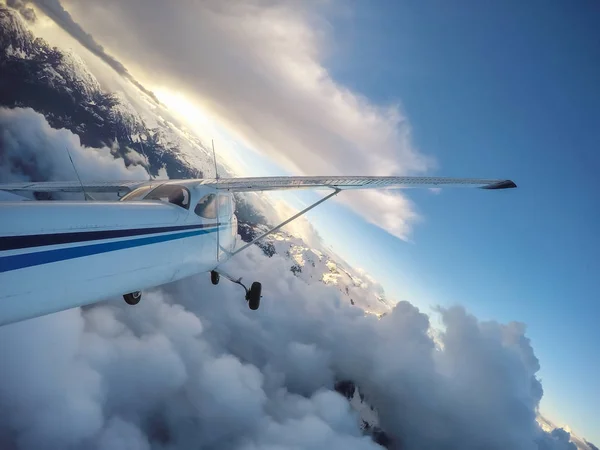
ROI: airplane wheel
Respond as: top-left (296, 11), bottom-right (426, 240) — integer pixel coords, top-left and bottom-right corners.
top-left (123, 291), bottom-right (142, 305)
top-left (246, 282), bottom-right (261, 310)
top-left (211, 270), bottom-right (220, 285)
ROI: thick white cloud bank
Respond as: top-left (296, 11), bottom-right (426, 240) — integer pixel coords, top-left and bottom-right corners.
top-left (0, 247), bottom-right (576, 450)
top-left (0, 106), bottom-right (149, 186)
top-left (34, 0), bottom-right (434, 239)
top-left (0, 108), bottom-right (580, 450)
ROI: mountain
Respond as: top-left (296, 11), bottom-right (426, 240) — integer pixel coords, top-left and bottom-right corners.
top-left (334, 380), bottom-right (393, 448)
top-left (239, 223), bottom-right (393, 315)
top-left (0, 7), bottom-right (217, 181)
top-left (538, 416), bottom-right (598, 450)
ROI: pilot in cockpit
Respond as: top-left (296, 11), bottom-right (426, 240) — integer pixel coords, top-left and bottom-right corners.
top-left (167, 187), bottom-right (189, 209)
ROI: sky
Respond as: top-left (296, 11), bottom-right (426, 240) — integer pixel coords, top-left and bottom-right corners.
top-left (1, 0), bottom-right (599, 446)
top-left (317, 0), bottom-right (600, 437)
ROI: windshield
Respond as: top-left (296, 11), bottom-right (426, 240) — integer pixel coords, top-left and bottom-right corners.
top-left (120, 185), bottom-right (153, 202)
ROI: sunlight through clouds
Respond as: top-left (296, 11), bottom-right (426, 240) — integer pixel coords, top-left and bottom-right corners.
top-left (38, 0), bottom-right (434, 239)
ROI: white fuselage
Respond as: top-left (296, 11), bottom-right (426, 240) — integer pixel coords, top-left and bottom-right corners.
top-left (0, 183), bottom-right (237, 325)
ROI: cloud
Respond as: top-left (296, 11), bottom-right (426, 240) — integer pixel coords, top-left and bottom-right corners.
top-left (4, 0), bottom-right (36, 21)
top-left (29, 0), bottom-right (435, 239)
top-left (0, 246), bottom-right (577, 450)
top-left (537, 429), bottom-right (578, 450)
top-left (0, 107), bottom-right (149, 190)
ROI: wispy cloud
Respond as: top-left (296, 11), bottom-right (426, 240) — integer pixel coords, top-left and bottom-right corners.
top-left (4, 0), bottom-right (36, 21)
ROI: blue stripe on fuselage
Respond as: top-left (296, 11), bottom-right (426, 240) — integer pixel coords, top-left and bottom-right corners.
top-left (0, 227), bottom-right (221, 273)
top-left (0, 223), bottom-right (222, 251)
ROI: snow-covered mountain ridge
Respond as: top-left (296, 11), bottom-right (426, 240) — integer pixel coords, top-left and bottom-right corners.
top-left (0, 7), bottom-right (218, 181)
top-left (239, 223), bottom-right (394, 316)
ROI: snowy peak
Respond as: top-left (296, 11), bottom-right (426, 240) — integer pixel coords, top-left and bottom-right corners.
top-left (334, 380), bottom-right (392, 448)
top-left (47, 50), bottom-right (103, 99)
top-left (0, 9), bottom-right (217, 181)
top-left (1, 7), bottom-right (104, 105)
top-left (538, 416), bottom-right (598, 450)
top-left (0, 8), bottom-right (36, 56)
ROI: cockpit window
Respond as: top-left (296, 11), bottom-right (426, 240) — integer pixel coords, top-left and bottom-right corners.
top-left (195, 194), bottom-right (217, 219)
top-left (120, 185), bottom-right (153, 202)
top-left (144, 185), bottom-right (191, 209)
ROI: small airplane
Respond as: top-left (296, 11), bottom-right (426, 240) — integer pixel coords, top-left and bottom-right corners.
top-left (0, 175), bottom-right (516, 326)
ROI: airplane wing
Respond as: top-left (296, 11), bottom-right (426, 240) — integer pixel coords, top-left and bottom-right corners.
top-left (0, 176), bottom-right (516, 196)
top-left (197, 176), bottom-right (517, 192)
top-left (0, 180), bottom-right (147, 195)
top-left (215, 176), bottom-right (516, 257)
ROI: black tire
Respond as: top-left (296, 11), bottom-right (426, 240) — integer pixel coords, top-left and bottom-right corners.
top-left (123, 291), bottom-right (142, 305)
top-left (246, 282), bottom-right (261, 310)
top-left (211, 270), bottom-right (220, 285)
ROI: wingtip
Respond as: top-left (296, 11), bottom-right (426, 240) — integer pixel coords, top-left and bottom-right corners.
top-left (481, 180), bottom-right (517, 190)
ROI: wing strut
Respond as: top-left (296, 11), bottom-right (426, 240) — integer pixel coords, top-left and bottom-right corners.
top-left (229, 188), bottom-right (341, 257)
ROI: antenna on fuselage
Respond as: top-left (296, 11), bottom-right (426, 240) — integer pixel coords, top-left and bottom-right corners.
top-left (211, 139), bottom-right (219, 180)
top-left (65, 146), bottom-right (93, 201)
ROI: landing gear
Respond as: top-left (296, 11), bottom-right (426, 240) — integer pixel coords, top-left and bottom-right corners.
top-left (123, 291), bottom-right (142, 305)
top-left (245, 282), bottom-right (262, 310)
top-left (212, 270), bottom-right (262, 310)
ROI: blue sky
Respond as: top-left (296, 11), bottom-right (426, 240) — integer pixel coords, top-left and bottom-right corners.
top-left (307, 0), bottom-right (600, 441)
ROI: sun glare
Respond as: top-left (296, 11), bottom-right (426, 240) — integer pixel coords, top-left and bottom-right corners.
top-left (152, 88), bottom-right (254, 175)
top-left (153, 88), bottom-right (214, 130)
